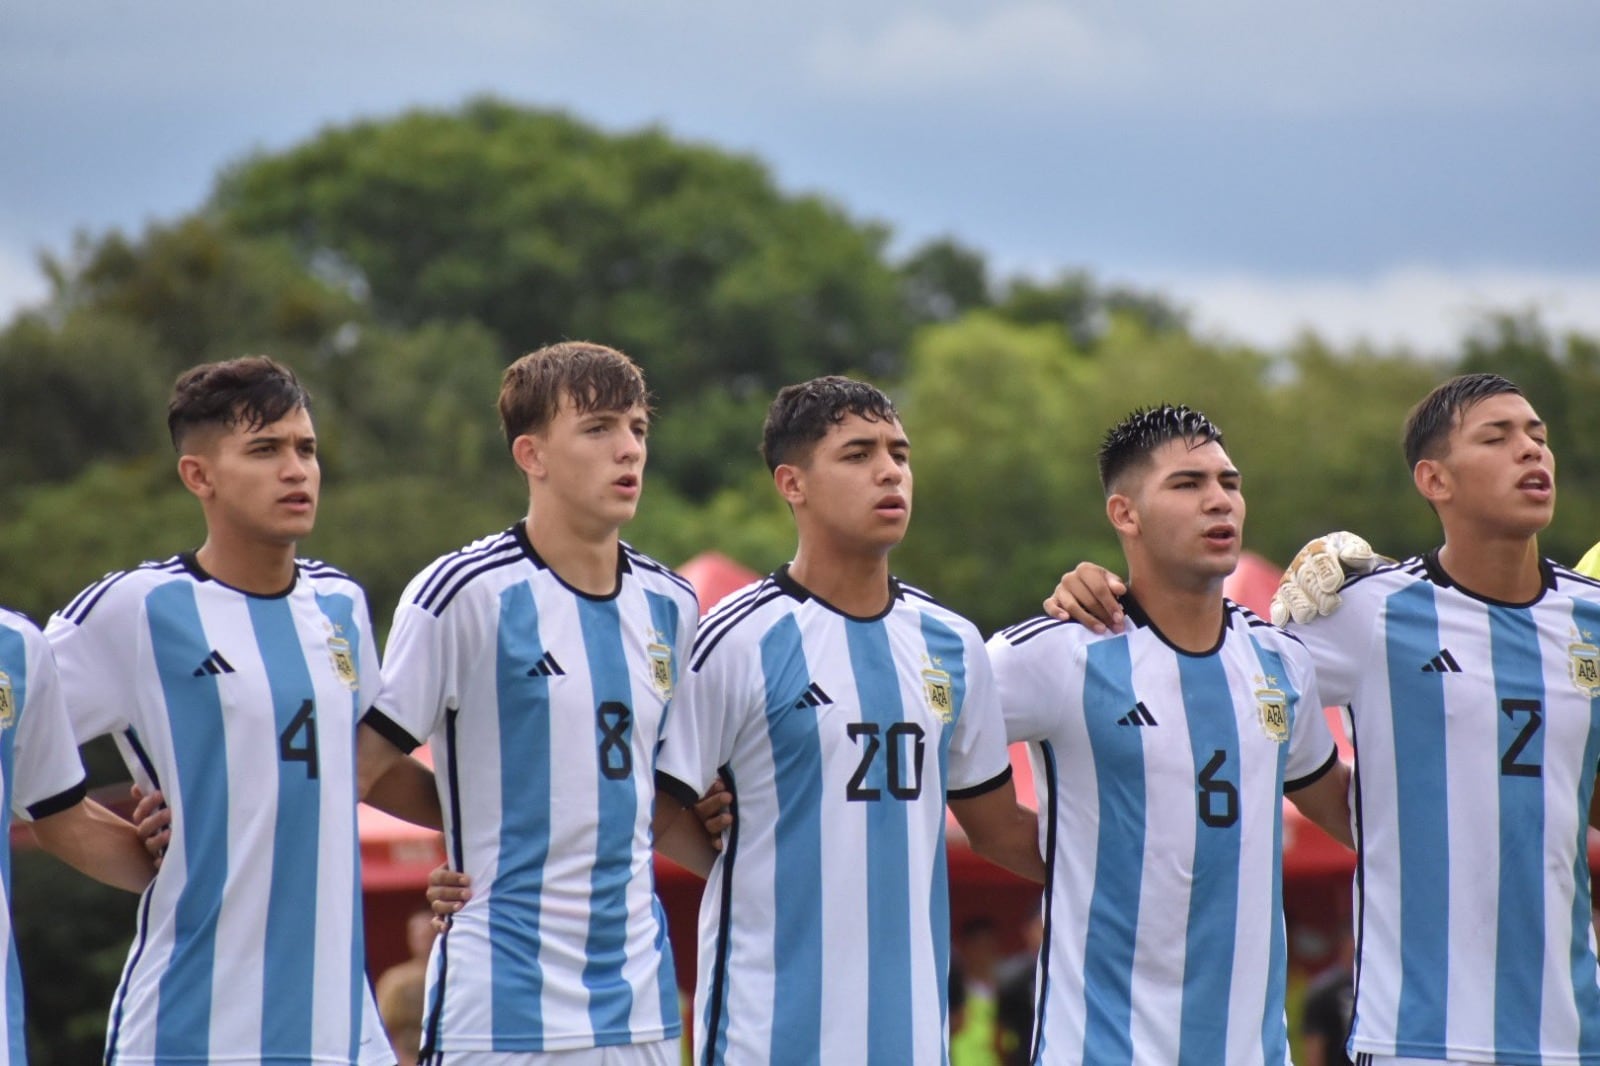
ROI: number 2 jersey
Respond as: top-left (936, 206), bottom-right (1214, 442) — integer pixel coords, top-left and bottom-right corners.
top-left (45, 553), bottom-right (391, 1066)
top-left (655, 566), bottom-right (1013, 1066)
top-left (1291, 553), bottom-right (1600, 1065)
top-left (988, 598), bottom-right (1337, 1066)
top-left (365, 524), bottom-right (698, 1054)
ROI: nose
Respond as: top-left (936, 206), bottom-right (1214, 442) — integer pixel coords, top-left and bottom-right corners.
top-left (1202, 480), bottom-right (1233, 513)
top-left (1514, 430), bottom-right (1544, 462)
top-left (617, 428), bottom-right (644, 463)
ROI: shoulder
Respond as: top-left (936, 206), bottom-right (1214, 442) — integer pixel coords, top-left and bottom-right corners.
top-left (896, 579), bottom-right (980, 637)
top-left (687, 574), bottom-right (793, 672)
top-left (1338, 554), bottom-right (1428, 599)
top-left (621, 543), bottom-right (700, 609)
top-left (1553, 561), bottom-right (1600, 602)
top-left (54, 555), bottom-right (190, 627)
top-left (0, 604), bottom-right (42, 639)
top-left (402, 527), bottom-right (527, 618)
top-left (297, 557), bottom-right (367, 598)
top-left (1227, 601), bottom-right (1304, 650)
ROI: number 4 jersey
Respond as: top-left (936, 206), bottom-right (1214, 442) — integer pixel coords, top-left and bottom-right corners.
top-left (365, 524), bottom-right (699, 1055)
top-left (45, 552), bottom-right (391, 1066)
top-left (1291, 553), bottom-right (1600, 1065)
top-left (655, 566), bottom-right (1012, 1066)
top-left (988, 598), bottom-right (1337, 1066)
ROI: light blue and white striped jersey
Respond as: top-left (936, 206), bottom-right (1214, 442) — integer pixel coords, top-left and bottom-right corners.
top-left (1292, 552), bottom-right (1600, 1065)
top-left (0, 608), bottom-right (91, 1066)
top-left (367, 523), bottom-right (698, 1055)
top-left (656, 566), bottom-right (1012, 1066)
top-left (45, 553), bottom-right (391, 1066)
top-left (989, 597), bottom-right (1336, 1066)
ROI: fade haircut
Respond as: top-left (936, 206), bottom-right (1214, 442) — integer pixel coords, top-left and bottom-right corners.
top-left (1097, 404), bottom-right (1225, 495)
top-left (167, 356), bottom-right (311, 452)
top-left (499, 341), bottom-right (651, 448)
top-left (1402, 373), bottom-right (1524, 469)
top-left (761, 376), bottom-right (900, 472)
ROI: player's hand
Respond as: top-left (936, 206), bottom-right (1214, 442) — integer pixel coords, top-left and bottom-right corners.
top-left (695, 776), bottom-right (734, 851)
top-left (1270, 531), bottom-right (1381, 626)
top-left (130, 785), bottom-right (170, 869)
top-left (426, 864), bottom-right (472, 931)
top-left (1042, 563), bottom-right (1127, 634)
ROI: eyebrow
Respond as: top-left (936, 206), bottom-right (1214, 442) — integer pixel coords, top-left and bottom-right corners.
top-left (1475, 417), bottom-right (1545, 432)
top-left (1165, 467), bottom-right (1239, 481)
top-left (839, 435), bottom-right (910, 450)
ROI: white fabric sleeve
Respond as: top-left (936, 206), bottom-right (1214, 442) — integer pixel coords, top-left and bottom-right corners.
top-left (986, 624), bottom-right (1074, 745)
top-left (1282, 645), bottom-right (1338, 786)
top-left (45, 589), bottom-right (137, 743)
top-left (10, 625), bottom-right (89, 820)
top-left (944, 631), bottom-right (1011, 795)
top-left (1286, 583), bottom-right (1380, 708)
top-left (370, 599), bottom-right (461, 750)
top-left (656, 638), bottom-right (756, 802)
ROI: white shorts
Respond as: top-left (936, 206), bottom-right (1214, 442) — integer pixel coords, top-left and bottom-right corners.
top-left (424, 1039), bottom-right (680, 1066)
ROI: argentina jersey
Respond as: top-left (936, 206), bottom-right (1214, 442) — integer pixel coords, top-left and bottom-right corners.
top-left (988, 598), bottom-right (1337, 1066)
top-left (0, 609), bottom-right (92, 1066)
top-left (365, 523), bottom-right (697, 1055)
top-left (655, 566), bottom-right (1012, 1066)
top-left (45, 554), bottom-right (391, 1066)
top-left (1292, 553), bottom-right (1600, 1065)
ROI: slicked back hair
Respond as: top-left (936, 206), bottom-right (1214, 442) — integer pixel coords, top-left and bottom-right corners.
top-left (167, 356), bottom-right (311, 452)
top-left (1402, 373), bottom-right (1525, 469)
top-left (499, 341), bottom-right (651, 448)
top-left (1098, 404), bottom-right (1225, 495)
top-left (761, 376), bottom-right (900, 472)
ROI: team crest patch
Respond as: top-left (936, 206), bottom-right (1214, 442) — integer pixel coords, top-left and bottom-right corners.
top-left (1572, 641), bottom-right (1600, 698)
top-left (328, 636), bottom-right (358, 690)
top-left (0, 670), bottom-right (13, 729)
top-left (923, 665), bottom-right (954, 723)
top-left (1255, 688), bottom-right (1289, 742)
top-left (648, 642), bottom-right (674, 697)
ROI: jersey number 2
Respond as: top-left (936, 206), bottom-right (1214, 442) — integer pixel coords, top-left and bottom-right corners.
top-left (1500, 698), bottom-right (1542, 778)
top-left (846, 721), bottom-right (926, 801)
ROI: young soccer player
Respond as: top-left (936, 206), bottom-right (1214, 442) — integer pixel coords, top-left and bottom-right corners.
top-left (46, 356), bottom-right (426, 1065)
top-left (987, 405), bottom-right (1351, 1066)
top-left (1049, 375), bottom-right (1600, 1066)
top-left (651, 376), bottom-right (1045, 1065)
top-left (359, 342), bottom-right (712, 1064)
top-left (0, 608), bottom-right (157, 1062)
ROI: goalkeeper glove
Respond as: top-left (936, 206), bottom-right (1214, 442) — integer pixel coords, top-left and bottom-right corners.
top-left (1270, 531), bottom-right (1381, 627)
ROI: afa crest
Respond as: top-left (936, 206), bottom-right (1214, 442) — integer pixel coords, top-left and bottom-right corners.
top-left (648, 642), bottom-right (674, 698)
top-left (1255, 688), bottom-right (1289, 743)
top-left (1572, 641), bottom-right (1600, 699)
top-left (328, 636), bottom-right (358, 691)
top-left (923, 666), bottom-right (954, 723)
top-left (0, 669), bottom-right (13, 730)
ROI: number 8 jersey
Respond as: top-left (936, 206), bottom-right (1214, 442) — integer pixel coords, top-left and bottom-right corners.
top-left (655, 566), bottom-right (1012, 1066)
top-left (366, 523), bottom-right (698, 1056)
top-left (46, 552), bottom-right (391, 1066)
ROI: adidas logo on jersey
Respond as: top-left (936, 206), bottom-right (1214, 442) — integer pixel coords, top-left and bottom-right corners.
top-left (526, 652), bottom-right (565, 678)
top-left (1116, 702), bottom-right (1158, 727)
top-left (192, 650), bottom-right (235, 677)
top-left (794, 682), bottom-right (833, 710)
top-left (1420, 649), bottom-right (1462, 673)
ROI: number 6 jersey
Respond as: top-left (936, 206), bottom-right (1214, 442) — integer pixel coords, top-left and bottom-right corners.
top-left (45, 552), bottom-right (391, 1066)
top-left (655, 566), bottom-right (1011, 1066)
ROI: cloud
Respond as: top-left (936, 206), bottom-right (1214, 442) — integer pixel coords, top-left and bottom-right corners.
top-left (0, 245), bottom-right (47, 322)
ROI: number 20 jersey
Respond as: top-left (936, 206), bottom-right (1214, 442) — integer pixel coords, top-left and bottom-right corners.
top-left (988, 599), bottom-right (1336, 1066)
top-left (1291, 553), bottom-right (1600, 1065)
top-left (367, 524), bottom-right (698, 1054)
top-left (45, 553), bottom-right (391, 1066)
top-left (655, 567), bottom-right (1012, 1066)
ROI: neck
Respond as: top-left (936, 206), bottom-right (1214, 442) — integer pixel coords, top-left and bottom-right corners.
top-left (1125, 564), bottom-right (1226, 654)
top-left (195, 535), bottom-right (297, 595)
top-left (1436, 528), bottom-right (1543, 602)
top-left (788, 543), bottom-right (894, 617)
top-left (525, 505), bottom-right (620, 596)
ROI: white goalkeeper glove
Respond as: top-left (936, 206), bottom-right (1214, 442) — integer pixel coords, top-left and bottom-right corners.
top-left (1270, 531), bottom-right (1381, 627)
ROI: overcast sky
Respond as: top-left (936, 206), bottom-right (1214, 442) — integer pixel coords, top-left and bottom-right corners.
top-left (4, 1), bottom-right (1598, 351)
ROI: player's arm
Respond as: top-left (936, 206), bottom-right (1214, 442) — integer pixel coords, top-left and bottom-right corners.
top-left (651, 778), bottom-right (719, 879)
top-left (356, 719), bottom-right (442, 830)
top-left (1286, 756), bottom-right (1354, 849)
top-left (29, 796), bottom-right (156, 893)
top-left (1589, 773), bottom-right (1600, 831)
top-left (948, 776), bottom-right (1045, 884)
top-left (1041, 562), bottom-right (1127, 633)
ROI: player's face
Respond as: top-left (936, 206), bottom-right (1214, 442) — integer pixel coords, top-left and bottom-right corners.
top-left (1124, 438), bottom-right (1244, 585)
top-left (1431, 392), bottom-right (1554, 536)
top-left (530, 399), bottom-right (649, 533)
top-left (194, 406), bottom-right (320, 547)
top-left (787, 413), bottom-right (912, 554)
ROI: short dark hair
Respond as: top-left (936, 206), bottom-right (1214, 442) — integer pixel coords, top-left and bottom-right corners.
top-left (1097, 404), bottom-right (1225, 495)
top-left (1402, 373), bottom-right (1524, 468)
top-left (760, 376), bottom-right (900, 471)
top-left (499, 341), bottom-right (651, 448)
top-left (167, 356), bottom-right (311, 451)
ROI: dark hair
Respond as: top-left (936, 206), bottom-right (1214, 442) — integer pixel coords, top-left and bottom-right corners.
top-left (760, 376), bottom-right (900, 471)
top-left (1097, 404), bottom-right (1224, 494)
top-left (499, 341), bottom-right (651, 447)
top-left (1402, 373), bottom-right (1524, 468)
top-left (167, 356), bottom-right (311, 451)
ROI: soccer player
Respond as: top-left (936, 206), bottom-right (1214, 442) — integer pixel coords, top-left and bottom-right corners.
top-left (1578, 540), bottom-right (1600, 580)
top-left (46, 356), bottom-right (425, 1065)
top-left (651, 376), bottom-right (1045, 1065)
top-left (1049, 374), bottom-right (1600, 1066)
top-left (359, 342), bottom-right (709, 1065)
top-left (1, 607), bottom-right (158, 1062)
top-left (986, 405), bottom-right (1351, 1066)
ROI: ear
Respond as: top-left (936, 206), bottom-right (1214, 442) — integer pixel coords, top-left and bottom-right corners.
top-left (773, 463), bottom-right (805, 508)
top-left (1106, 492), bottom-right (1139, 538)
top-left (176, 454), bottom-right (213, 500)
top-left (511, 434), bottom-right (546, 481)
top-left (1413, 457), bottom-right (1450, 506)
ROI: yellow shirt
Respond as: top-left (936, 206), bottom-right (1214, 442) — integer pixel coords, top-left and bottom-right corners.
top-left (1578, 541), bottom-right (1600, 579)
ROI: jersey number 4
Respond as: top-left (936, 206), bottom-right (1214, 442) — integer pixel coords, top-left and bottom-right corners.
top-left (278, 699), bottom-right (320, 780)
top-left (846, 721), bottom-right (927, 801)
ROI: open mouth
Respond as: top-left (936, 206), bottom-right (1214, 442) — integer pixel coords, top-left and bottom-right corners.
top-left (874, 495), bottom-right (908, 516)
top-left (1517, 471), bottom-right (1552, 496)
top-left (1203, 525), bottom-right (1238, 544)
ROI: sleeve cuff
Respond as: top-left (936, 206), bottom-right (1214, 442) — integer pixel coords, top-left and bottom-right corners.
top-left (26, 779), bottom-right (88, 821)
top-left (655, 771), bottom-right (702, 810)
top-left (361, 707), bottom-right (423, 755)
top-left (948, 764), bottom-right (1013, 802)
top-left (1285, 747), bottom-right (1340, 793)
